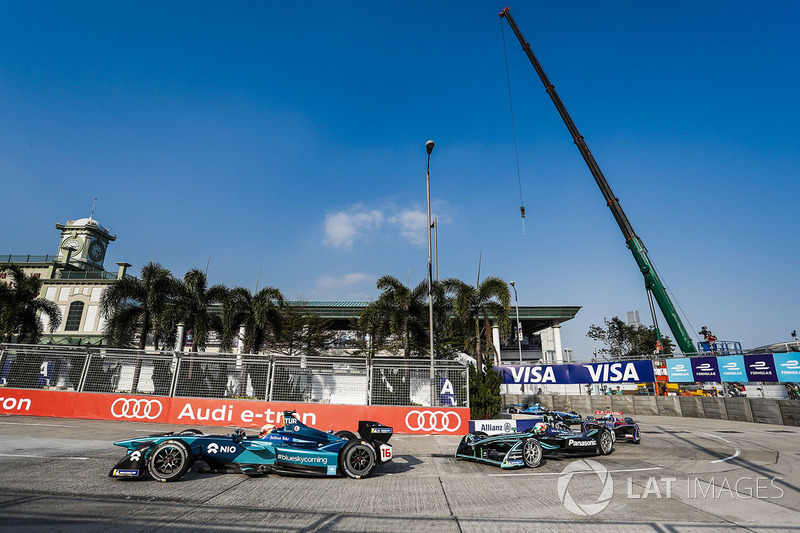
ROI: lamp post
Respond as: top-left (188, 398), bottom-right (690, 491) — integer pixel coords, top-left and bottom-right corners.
top-left (510, 281), bottom-right (523, 394)
top-left (426, 140), bottom-right (436, 403)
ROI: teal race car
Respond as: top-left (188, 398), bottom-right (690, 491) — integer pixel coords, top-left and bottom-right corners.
top-left (109, 411), bottom-right (393, 481)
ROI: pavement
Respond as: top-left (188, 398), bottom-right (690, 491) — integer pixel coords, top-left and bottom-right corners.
top-left (0, 414), bottom-right (798, 532)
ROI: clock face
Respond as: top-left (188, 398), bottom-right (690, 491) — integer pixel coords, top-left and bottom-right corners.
top-left (62, 238), bottom-right (82, 252)
top-left (89, 241), bottom-right (104, 261)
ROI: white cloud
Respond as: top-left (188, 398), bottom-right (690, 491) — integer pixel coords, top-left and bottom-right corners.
top-left (388, 209), bottom-right (428, 246)
top-left (323, 206), bottom-right (384, 249)
top-left (317, 272), bottom-right (374, 289)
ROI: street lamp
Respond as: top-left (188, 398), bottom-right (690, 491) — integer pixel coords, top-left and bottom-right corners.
top-left (426, 140), bottom-right (436, 403)
top-left (509, 281), bottom-right (522, 364)
top-left (510, 280), bottom-right (523, 395)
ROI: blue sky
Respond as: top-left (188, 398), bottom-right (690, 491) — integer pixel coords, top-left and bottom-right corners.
top-left (2, 1), bottom-right (798, 357)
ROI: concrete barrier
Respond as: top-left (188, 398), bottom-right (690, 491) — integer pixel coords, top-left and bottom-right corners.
top-left (748, 398), bottom-right (784, 425)
top-left (701, 397), bottom-right (728, 420)
top-left (568, 396), bottom-right (591, 414)
top-left (632, 395), bottom-right (658, 415)
top-left (610, 395), bottom-right (635, 415)
top-left (654, 396), bottom-right (682, 417)
top-left (678, 396), bottom-right (705, 418)
top-left (722, 398), bottom-right (753, 422)
top-left (778, 400), bottom-right (800, 427)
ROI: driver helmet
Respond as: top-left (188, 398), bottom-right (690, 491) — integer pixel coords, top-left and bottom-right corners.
top-left (258, 424), bottom-right (276, 438)
top-left (533, 422), bottom-right (549, 434)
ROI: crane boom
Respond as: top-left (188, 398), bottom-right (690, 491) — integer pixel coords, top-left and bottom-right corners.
top-left (499, 8), bottom-right (696, 355)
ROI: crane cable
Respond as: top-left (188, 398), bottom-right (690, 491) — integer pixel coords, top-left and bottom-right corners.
top-left (500, 18), bottom-right (527, 241)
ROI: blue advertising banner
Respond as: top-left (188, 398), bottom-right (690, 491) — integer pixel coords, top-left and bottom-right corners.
top-left (498, 360), bottom-right (655, 385)
top-left (665, 358), bottom-right (694, 382)
top-left (744, 354), bottom-right (778, 382)
top-left (498, 364), bottom-right (571, 385)
top-left (690, 357), bottom-right (721, 382)
top-left (772, 353), bottom-right (800, 383)
top-left (569, 360), bottom-right (655, 384)
top-left (717, 355), bottom-right (747, 382)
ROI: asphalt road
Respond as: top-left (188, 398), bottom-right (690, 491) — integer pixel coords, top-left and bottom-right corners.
top-left (0, 413), bottom-right (798, 532)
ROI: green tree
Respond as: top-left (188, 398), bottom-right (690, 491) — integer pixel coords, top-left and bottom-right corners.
top-left (469, 357), bottom-right (503, 419)
top-left (99, 262), bottom-right (179, 391)
top-left (176, 268), bottom-right (228, 353)
top-left (0, 265), bottom-right (62, 344)
top-left (444, 276), bottom-right (511, 373)
top-left (272, 302), bottom-right (333, 357)
top-left (366, 275), bottom-right (429, 358)
top-left (587, 316), bottom-right (674, 358)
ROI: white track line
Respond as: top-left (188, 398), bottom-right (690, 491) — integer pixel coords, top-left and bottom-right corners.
top-left (489, 466), bottom-right (662, 477)
top-left (700, 432), bottom-right (740, 462)
top-left (0, 453), bottom-right (89, 460)
top-left (710, 448), bottom-right (741, 463)
top-left (0, 421), bottom-right (79, 428)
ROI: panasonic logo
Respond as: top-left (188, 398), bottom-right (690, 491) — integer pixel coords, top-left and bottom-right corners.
top-left (567, 440), bottom-right (596, 447)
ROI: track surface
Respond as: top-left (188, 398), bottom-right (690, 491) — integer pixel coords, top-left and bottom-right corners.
top-left (0, 414), bottom-right (798, 532)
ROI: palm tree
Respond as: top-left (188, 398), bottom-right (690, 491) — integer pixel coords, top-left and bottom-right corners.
top-left (0, 265), bottom-right (61, 344)
top-left (99, 262), bottom-right (179, 390)
top-left (444, 276), bottom-right (511, 372)
top-left (99, 262), bottom-right (178, 350)
top-left (176, 268), bottom-right (228, 353)
top-left (370, 275), bottom-right (429, 358)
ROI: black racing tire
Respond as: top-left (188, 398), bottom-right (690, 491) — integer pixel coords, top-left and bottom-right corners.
top-left (596, 428), bottom-right (614, 455)
top-left (147, 440), bottom-right (192, 482)
top-left (339, 440), bottom-right (377, 479)
top-left (631, 424), bottom-right (641, 444)
top-left (522, 439), bottom-right (543, 468)
top-left (334, 430), bottom-right (358, 440)
top-left (177, 429), bottom-right (203, 435)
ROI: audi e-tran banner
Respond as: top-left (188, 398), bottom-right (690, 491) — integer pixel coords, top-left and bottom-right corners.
top-left (497, 360), bottom-right (656, 385)
top-left (0, 390), bottom-right (469, 435)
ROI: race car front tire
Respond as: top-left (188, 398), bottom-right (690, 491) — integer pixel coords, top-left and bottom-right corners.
top-left (596, 428), bottom-right (614, 455)
top-left (631, 424), bottom-right (641, 444)
top-left (334, 430), bottom-right (358, 440)
top-left (339, 440), bottom-right (377, 479)
top-left (148, 440), bottom-right (192, 482)
top-left (522, 439), bottom-right (543, 468)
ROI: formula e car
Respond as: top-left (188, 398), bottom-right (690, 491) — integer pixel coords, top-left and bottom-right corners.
top-left (109, 411), bottom-right (393, 481)
top-left (455, 422), bottom-right (613, 469)
top-left (507, 403), bottom-right (584, 426)
top-left (583, 410), bottom-right (641, 444)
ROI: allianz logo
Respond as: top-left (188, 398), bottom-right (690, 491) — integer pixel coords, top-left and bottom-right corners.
top-left (477, 422), bottom-right (513, 432)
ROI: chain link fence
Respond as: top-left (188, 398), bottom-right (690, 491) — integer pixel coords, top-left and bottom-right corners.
top-left (0, 344), bottom-right (469, 408)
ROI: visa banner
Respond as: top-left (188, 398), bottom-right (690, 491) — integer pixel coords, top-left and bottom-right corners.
top-left (665, 358), bottom-right (694, 382)
top-left (497, 360), bottom-right (655, 384)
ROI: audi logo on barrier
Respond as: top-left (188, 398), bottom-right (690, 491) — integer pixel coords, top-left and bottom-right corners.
top-left (111, 398), bottom-right (163, 420)
top-left (405, 410), bottom-right (462, 432)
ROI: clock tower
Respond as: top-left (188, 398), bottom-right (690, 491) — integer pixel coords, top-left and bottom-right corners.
top-left (55, 216), bottom-right (117, 269)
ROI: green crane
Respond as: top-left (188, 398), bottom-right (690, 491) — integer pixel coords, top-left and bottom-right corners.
top-left (499, 8), bottom-right (697, 355)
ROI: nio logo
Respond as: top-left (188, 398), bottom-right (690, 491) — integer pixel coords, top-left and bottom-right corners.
top-left (405, 410), bottom-right (462, 432)
top-left (111, 398), bottom-right (163, 420)
top-left (129, 451), bottom-right (141, 462)
top-left (207, 443), bottom-right (219, 454)
top-left (557, 459), bottom-right (613, 516)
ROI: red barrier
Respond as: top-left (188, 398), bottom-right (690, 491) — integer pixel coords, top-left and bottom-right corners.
top-left (0, 389), bottom-right (468, 435)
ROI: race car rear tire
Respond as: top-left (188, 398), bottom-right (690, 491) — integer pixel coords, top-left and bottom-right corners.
top-left (177, 429), bottom-right (203, 435)
top-left (339, 440), bottom-right (377, 479)
top-left (631, 424), bottom-right (641, 444)
top-left (334, 430), bottom-right (358, 440)
top-left (522, 439), bottom-right (543, 468)
top-left (148, 440), bottom-right (192, 482)
top-left (596, 428), bottom-right (614, 455)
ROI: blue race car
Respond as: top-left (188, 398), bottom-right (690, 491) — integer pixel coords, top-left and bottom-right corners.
top-left (507, 403), bottom-right (584, 426)
top-left (583, 410), bottom-right (641, 444)
top-left (109, 411), bottom-right (393, 481)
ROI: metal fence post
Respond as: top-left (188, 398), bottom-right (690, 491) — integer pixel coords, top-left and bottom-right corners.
top-left (169, 352), bottom-right (181, 397)
top-left (267, 355), bottom-right (275, 402)
top-left (76, 347), bottom-right (93, 393)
